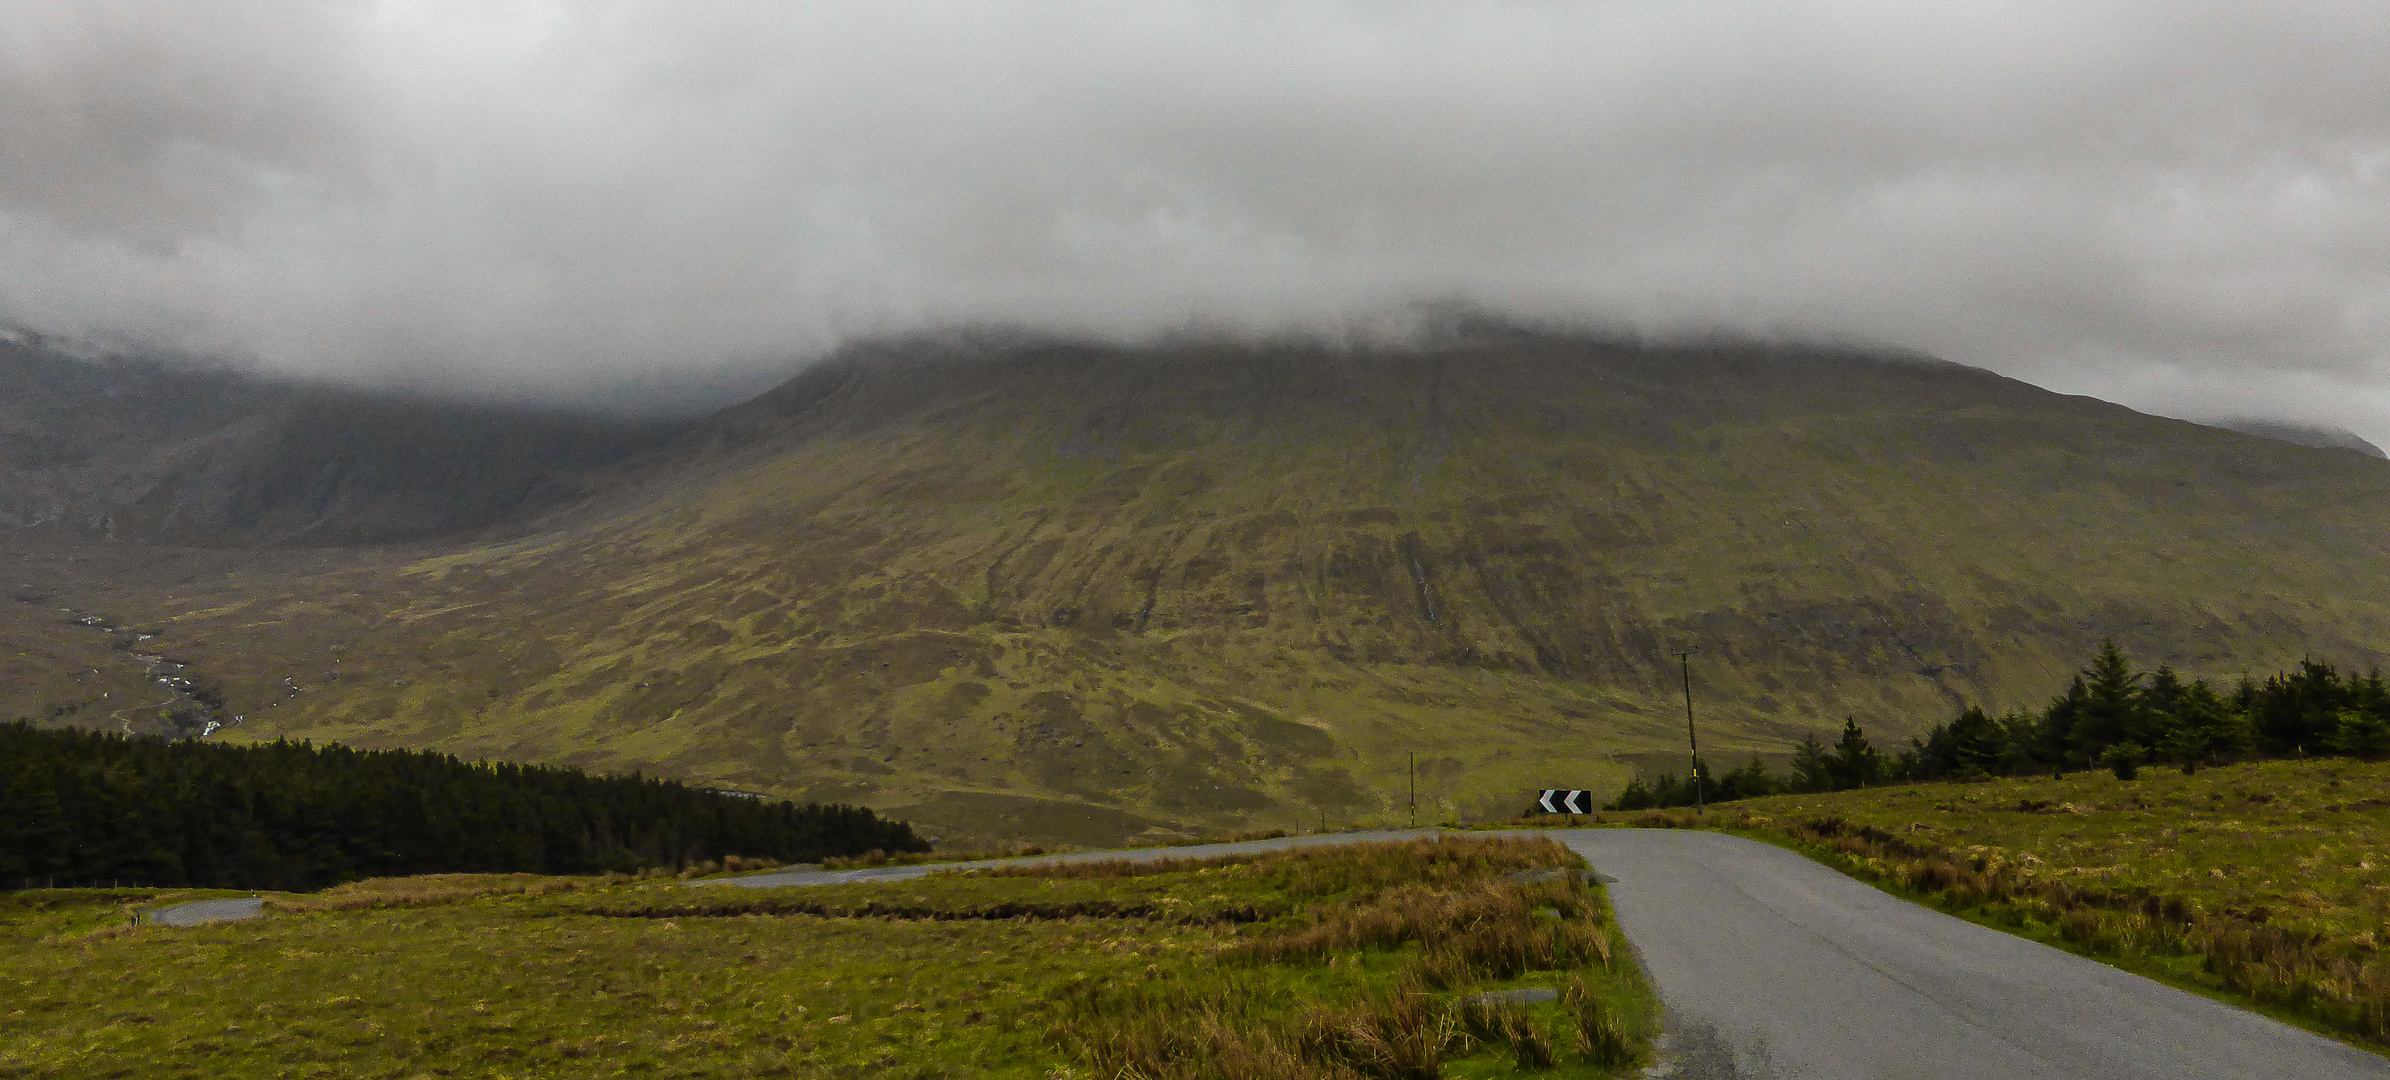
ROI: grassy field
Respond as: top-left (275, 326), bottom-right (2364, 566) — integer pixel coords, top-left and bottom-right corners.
top-left (0, 836), bottom-right (1653, 1079)
top-left (1565, 758), bottom-right (2390, 1050)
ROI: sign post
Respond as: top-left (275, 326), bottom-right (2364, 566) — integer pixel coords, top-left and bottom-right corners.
top-left (1535, 789), bottom-right (1594, 814)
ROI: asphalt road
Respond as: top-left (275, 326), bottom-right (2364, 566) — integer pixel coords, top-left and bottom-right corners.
top-left (699, 829), bottom-right (1442, 888)
top-left (146, 897), bottom-right (264, 926)
top-left (1551, 828), bottom-right (2388, 1079)
top-left (719, 827), bottom-right (2390, 1079)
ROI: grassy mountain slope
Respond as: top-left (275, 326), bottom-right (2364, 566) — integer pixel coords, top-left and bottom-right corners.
top-left (13, 332), bottom-right (2390, 844)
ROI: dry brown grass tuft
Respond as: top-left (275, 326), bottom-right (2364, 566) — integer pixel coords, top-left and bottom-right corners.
top-left (1564, 974), bottom-right (1634, 1066)
top-left (1451, 996), bottom-right (1557, 1070)
top-left (1076, 984), bottom-right (1452, 1080)
top-left (1205, 827), bottom-right (1293, 844)
top-left (672, 855), bottom-right (786, 878)
top-left (822, 842), bottom-right (1047, 869)
top-left (992, 836), bottom-right (1578, 895)
top-left (263, 873), bottom-right (604, 912)
top-left (1056, 837), bottom-right (1649, 1076)
top-left (1232, 862), bottom-right (1608, 994)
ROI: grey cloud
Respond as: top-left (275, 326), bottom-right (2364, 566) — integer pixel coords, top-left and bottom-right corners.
top-left (2, 1), bottom-right (2387, 438)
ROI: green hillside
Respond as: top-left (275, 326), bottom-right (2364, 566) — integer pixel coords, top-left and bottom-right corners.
top-left (15, 332), bottom-right (2390, 845)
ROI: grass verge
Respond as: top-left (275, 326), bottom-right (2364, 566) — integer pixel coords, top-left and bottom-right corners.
top-left (1515, 759), bottom-right (2390, 1052)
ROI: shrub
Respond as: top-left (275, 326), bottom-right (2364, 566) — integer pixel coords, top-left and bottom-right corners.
top-left (2104, 742), bottom-right (2145, 781)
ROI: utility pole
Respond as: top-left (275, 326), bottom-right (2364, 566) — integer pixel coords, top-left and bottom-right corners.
top-left (1408, 750), bottom-right (1417, 829)
top-left (1679, 648), bottom-right (1703, 813)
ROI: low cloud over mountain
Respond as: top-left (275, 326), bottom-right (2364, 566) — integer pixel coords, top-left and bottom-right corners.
top-left (2, 2), bottom-right (2386, 438)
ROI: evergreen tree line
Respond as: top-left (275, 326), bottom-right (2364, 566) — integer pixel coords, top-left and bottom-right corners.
top-left (0, 722), bottom-right (927, 891)
top-left (1609, 642), bottom-right (2390, 811)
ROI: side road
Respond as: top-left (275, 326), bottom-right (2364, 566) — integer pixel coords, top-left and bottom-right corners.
top-left (133, 832), bottom-right (1439, 923)
top-left (143, 897), bottom-right (264, 926)
top-left (698, 829), bottom-right (1442, 888)
top-left (715, 827), bottom-right (2390, 1080)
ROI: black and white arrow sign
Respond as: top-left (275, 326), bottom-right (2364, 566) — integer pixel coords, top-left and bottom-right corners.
top-left (1535, 789), bottom-right (1594, 814)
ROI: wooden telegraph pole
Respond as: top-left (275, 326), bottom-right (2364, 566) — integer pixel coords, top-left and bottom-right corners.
top-left (1679, 648), bottom-right (1702, 813)
top-left (1408, 750), bottom-right (1417, 828)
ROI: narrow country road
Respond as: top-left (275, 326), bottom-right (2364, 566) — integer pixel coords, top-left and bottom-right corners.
top-left (717, 827), bottom-right (2390, 1079)
top-left (1549, 828), bottom-right (2388, 1079)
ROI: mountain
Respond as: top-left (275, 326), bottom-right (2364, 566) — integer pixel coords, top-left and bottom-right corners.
top-left (0, 331), bottom-right (680, 544)
top-left (2213, 418), bottom-right (2388, 460)
top-left (10, 329), bottom-right (2390, 845)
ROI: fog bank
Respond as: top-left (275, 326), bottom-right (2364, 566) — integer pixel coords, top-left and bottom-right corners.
top-left (2, 2), bottom-right (2386, 437)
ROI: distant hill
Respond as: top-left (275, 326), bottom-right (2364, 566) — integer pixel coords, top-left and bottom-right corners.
top-left (10, 329), bottom-right (2390, 845)
top-left (2212, 418), bottom-right (2388, 460)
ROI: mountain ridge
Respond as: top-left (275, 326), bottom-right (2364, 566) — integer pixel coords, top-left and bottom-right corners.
top-left (0, 334), bottom-right (685, 545)
top-left (10, 330), bottom-right (2390, 844)
top-left (2212, 418), bottom-right (2388, 460)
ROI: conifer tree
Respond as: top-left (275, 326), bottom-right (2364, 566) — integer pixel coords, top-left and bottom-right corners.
top-left (2169, 681), bottom-right (2240, 764)
top-left (2075, 640), bottom-right (2144, 754)
top-left (2252, 660), bottom-right (2348, 753)
top-left (0, 721), bottom-right (926, 891)
top-left (1605, 776), bottom-right (1655, 811)
top-left (2328, 708), bottom-right (2390, 759)
top-left (1790, 733), bottom-right (1835, 793)
top-left (2039, 676), bottom-right (2089, 766)
top-left (1829, 718), bottom-right (1883, 790)
top-left (1718, 755), bottom-right (1777, 801)
top-left (1946, 706), bottom-right (2006, 777)
top-left (2142, 664), bottom-right (2188, 750)
top-left (1994, 711), bottom-right (2040, 774)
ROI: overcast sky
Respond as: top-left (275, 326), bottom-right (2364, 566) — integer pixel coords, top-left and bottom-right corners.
top-left (3, 2), bottom-right (2387, 435)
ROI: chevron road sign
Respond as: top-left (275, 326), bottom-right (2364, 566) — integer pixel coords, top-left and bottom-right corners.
top-left (1534, 789), bottom-right (1594, 814)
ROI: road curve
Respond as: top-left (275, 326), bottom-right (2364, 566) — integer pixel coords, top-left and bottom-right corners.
top-left (719, 827), bottom-right (2390, 1078)
top-left (1549, 828), bottom-right (2389, 1080)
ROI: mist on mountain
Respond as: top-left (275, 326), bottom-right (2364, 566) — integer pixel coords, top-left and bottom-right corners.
top-left (2211, 419), bottom-right (2389, 460)
top-left (2, 2), bottom-right (2387, 445)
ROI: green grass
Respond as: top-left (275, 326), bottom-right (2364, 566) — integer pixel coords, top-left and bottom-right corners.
top-left (1557, 758), bottom-right (2390, 1051)
top-left (0, 889), bottom-right (252, 944)
top-left (0, 835), bottom-right (1655, 1079)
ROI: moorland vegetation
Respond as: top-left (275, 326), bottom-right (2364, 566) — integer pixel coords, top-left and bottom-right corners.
top-left (0, 722), bottom-right (924, 891)
top-left (0, 836), bottom-right (1651, 1079)
top-left (1612, 642), bottom-right (2390, 810)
